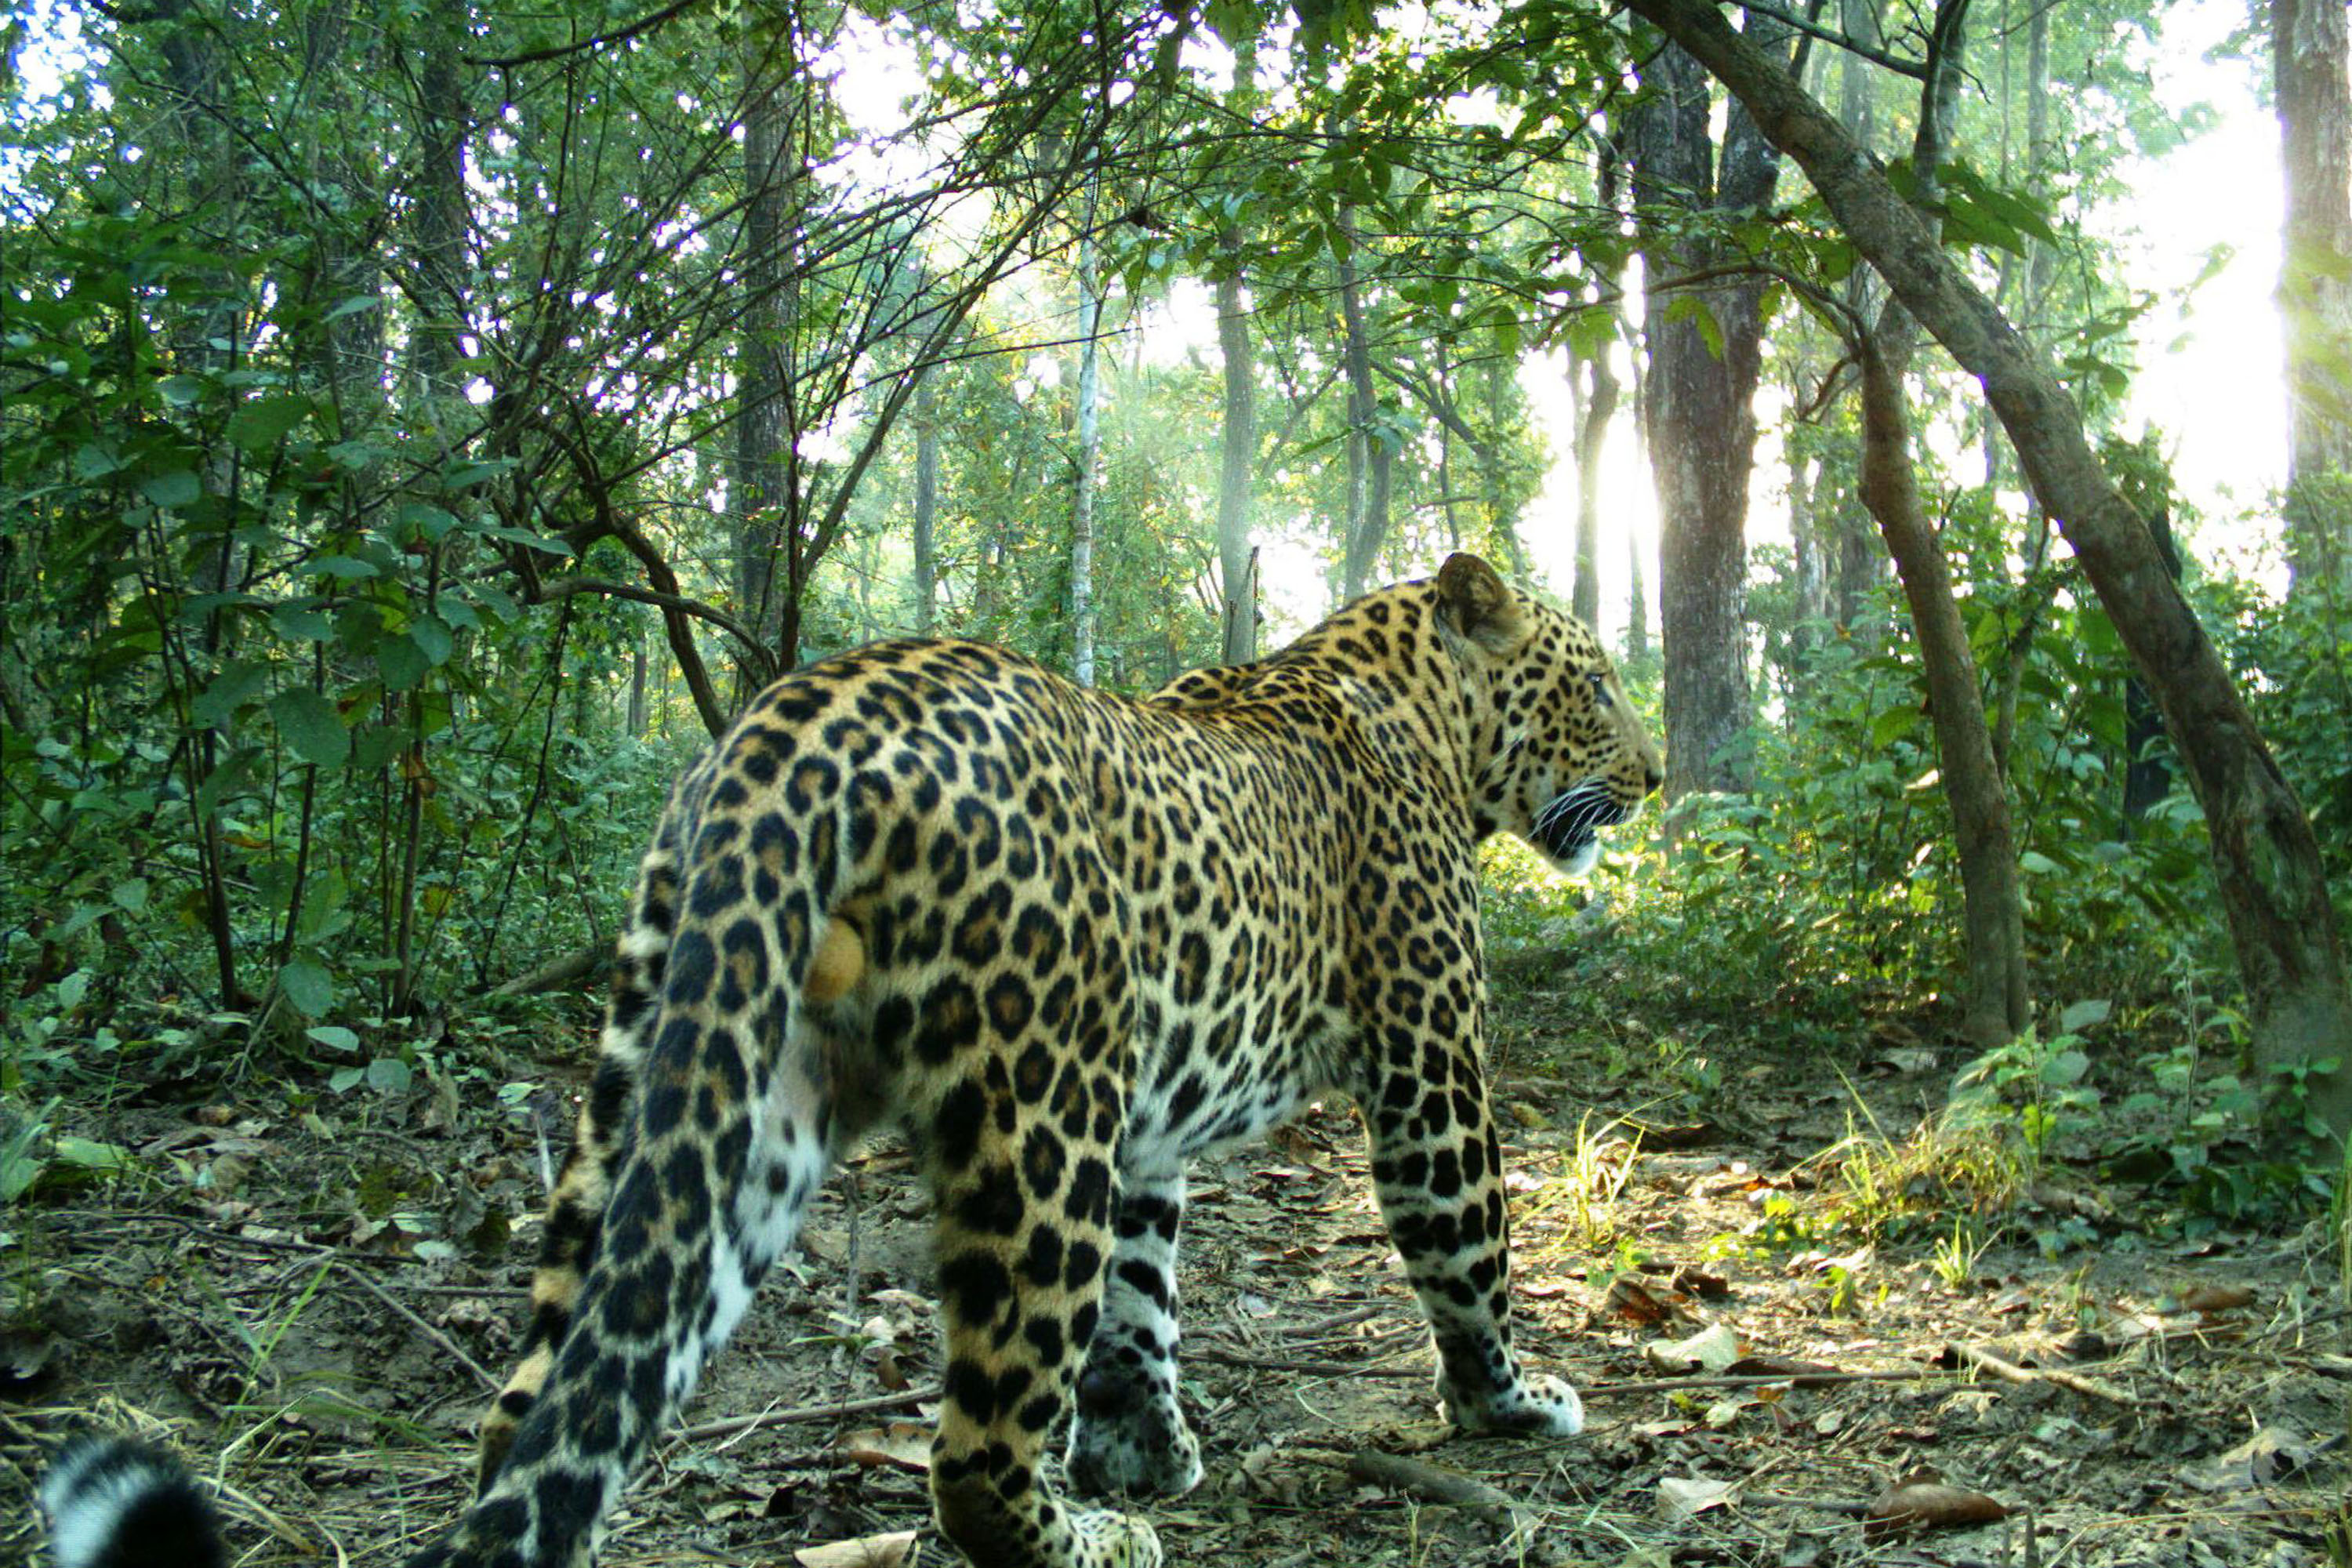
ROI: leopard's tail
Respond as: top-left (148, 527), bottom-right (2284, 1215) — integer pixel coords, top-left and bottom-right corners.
top-left (474, 795), bottom-right (688, 1493)
top-left (38, 1436), bottom-right (227, 1568)
top-left (426, 722), bottom-right (871, 1566)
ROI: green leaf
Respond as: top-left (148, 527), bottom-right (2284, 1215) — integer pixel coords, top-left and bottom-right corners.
top-left (141, 469), bottom-right (202, 509)
top-left (227, 394), bottom-right (313, 452)
top-left (378, 633), bottom-right (429, 691)
top-left (270, 689), bottom-right (350, 768)
top-left (2057, 999), bottom-right (2111, 1034)
top-left (1869, 707), bottom-right (1916, 748)
top-left (367, 1056), bottom-right (415, 1094)
top-left (399, 503), bottom-right (459, 543)
top-left (193, 661), bottom-right (270, 728)
top-left (53, 1136), bottom-right (132, 1174)
top-left (2020, 850), bottom-right (2061, 876)
top-left (270, 604), bottom-right (336, 642)
top-left (193, 746), bottom-right (260, 822)
top-left (110, 878), bottom-right (150, 913)
top-left (310, 554), bottom-right (379, 580)
top-left (306, 1025), bottom-right (361, 1054)
top-left (408, 615), bottom-right (454, 666)
top-left (325, 294), bottom-right (381, 321)
top-left (278, 957), bottom-right (333, 1017)
top-left (468, 522), bottom-right (570, 557)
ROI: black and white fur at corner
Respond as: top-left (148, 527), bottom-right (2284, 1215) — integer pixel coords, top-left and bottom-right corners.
top-left (37, 1436), bottom-right (226, 1568)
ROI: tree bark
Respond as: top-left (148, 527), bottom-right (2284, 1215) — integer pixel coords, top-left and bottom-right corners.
top-left (1631, 29), bottom-right (1780, 797)
top-left (1216, 249), bottom-right (1258, 662)
top-left (1860, 335), bottom-right (2027, 1045)
top-left (1337, 168), bottom-right (1391, 601)
top-left (735, 25), bottom-right (796, 667)
top-left (2275, 0), bottom-right (2352, 593)
top-left (912, 365), bottom-right (938, 633)
top-left (1572, 344), bottom-right (1618, 631)
top-left (1070, 180), bottom-right (1103, 687)
top-left (1625, 0), bottom-right (2352, 1136)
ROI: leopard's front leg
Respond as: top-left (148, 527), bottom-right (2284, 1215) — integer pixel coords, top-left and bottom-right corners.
top-left (1357, 1026), bottom-right (1584, 1439)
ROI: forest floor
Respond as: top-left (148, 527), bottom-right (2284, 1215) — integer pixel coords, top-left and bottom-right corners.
top-left (3, 960), bottom-right (2343, 1568)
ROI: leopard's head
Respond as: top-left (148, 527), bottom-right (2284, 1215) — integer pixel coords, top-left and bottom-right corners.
top-left (1432, 553), bottom-right (1663, 877)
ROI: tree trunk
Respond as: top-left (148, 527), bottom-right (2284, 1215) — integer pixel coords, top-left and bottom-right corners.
top-left (913, 365), bottom-right (938, 634)
top-left (1627, 351), bottom-right (1652, 666)
top-left (2122, 506), bottom-right (2183, 821)
top-left (1337, 179), bottom-right (1390, 601)
top-left (735, 27), bottom-right (795, 668)
top-left (1070, 181), bottom-right (1103, 688)
top-left (1630, 31), bottom-right (1784, 797)
top-left (1572, 344), bottom-right (1618, 630)
top-left (1860, 334), bottom-right (2028, 1046)
top-left (2276, 0), bottom-right (2352, 593)
top-left (1216, 243), bottom-right (1258, 662)
top-left (627, 636), bottom-right (648, 737)
top-left (1626, 0), bottom-right (2352, 1137)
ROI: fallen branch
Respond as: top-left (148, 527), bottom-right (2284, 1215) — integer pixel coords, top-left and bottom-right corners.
top-left (483, 941), bottom-right (608, 999)
top-left (332, 1262), bottom-right (499, 1394)
top-left (1947, 1342), bottom-right (2134, 1406)
top-left (1334, 1450), bottom-right (1561, 1564)
top-left (673, 1385), bottom-right (941, 1443)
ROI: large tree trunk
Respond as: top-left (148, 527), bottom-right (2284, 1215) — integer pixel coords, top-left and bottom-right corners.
top-left (1630, 33), bottom-right (1781, 798)
top-left (1217, 44), bottom-right (1260, 662)
top-left (1215, 249), bottom-right (1258, 662)
top-left (1337, 183), bottom-right (1391, 601)
top-left (1625, 0), bottom-right (2352, 1137)
top-left (1853, 0), bottom-right (2027, 1047)
top-left (1861, 335), bottom-right (2028, 1046)
top-left (1572, 343), bottom-right (1618, 631)
top-left (735, 27), bottom-right (795, 667)
top-left (912, 366), bottom-right (938, 633)
top-left (1070, 183), bottom-right (1103, 687)
top-left (2275, 0), bottom-right (2352, 593)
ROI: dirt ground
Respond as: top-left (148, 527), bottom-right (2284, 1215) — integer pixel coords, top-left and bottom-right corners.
top-left (4, 974), bottom-right (2343, 1568)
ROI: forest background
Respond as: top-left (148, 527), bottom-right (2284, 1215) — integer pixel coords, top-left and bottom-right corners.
top-left (4, 0), bottom-right (2351, 1240)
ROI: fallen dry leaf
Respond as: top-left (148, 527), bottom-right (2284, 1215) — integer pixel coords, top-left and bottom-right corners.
top-left (2181, 1426), bottom-right (2311, 1492)
top-left (832, 1422), bottom-right (931, 1473)
top-left (1863, 1468), bottom-right (2008, 1539)
top-left (1606, 1276), bottom-right (1674, 1327)
top-left (1658, 1475), bottom-right (1739, 1521)
top-left (1669, 1265), bottom-right (1730, 1298)
top-left (2176, 1283), bottom-right (2255, 1314)
top-left (1722, 1355), bottom-right (1840, 1384)
top-left (794, 1529), bottom-right (920, 1567)
top-left (1647, 1321), bottom-right (1743, 1374)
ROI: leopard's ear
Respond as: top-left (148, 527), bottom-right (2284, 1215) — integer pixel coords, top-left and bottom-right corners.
top-left (1434, 553), bottom-right (1530, 655)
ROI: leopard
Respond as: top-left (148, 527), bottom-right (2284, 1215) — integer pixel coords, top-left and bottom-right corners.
top-left (53, 553), bottom-right (1657, 1568)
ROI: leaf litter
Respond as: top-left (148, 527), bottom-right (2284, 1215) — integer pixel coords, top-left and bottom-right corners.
top-left (1, 987), bottom-right (2343, 1568)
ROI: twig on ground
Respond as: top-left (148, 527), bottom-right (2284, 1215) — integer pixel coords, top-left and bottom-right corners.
top-left (1749, 1490), bottom-right (1869, 1515)
top-left (1330, 1449), bottom-right (1565, 1566)
top-left (1947, 1341), bottom-right (2134, 1406)
top-left (672, 1385), bottom-right (942, 1442)
top-left (330, 1262), bottom-right (499, 1394)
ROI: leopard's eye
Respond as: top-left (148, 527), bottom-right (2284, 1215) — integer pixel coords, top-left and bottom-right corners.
top-left (1587, 670), bottom-right (1610, 706)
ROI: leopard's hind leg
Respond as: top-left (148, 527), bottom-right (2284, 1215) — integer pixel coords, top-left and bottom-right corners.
top-left (476, 784), bottom-right (691, 1494)
top-left (922, 858), bottom-right (1161, 1568)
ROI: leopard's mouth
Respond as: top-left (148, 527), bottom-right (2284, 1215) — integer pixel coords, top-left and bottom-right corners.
top-left (1532, 779), bottom-right (1632, 875)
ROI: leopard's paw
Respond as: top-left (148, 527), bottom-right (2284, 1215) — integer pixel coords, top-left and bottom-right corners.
top-left (1444, 1370), bottom-right (1584, 1439)
top-left (1071, 1506), bottom-right (1163, 1568)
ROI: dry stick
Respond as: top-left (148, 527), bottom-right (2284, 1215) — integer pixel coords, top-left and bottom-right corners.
top-left (673, 1384), bottom-right (943, 1443)
top-left (1332, 1450), bottom-right (1570, 1567)
top-left (330, 1262), bottom-right (499, 1394)
top-left (1946, 1342), bottom-right (2135, 1406)
top-left (1192, 1345), bottom-right (1965, 1396)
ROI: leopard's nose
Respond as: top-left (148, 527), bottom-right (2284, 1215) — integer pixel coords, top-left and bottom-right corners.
top-left (1642, 760), bottom-right (1664, 795)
